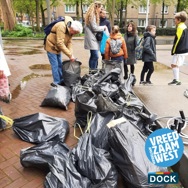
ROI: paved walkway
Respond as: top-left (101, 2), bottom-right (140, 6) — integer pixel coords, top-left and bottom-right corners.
top-left (0, 38), bottom-right (187, 188)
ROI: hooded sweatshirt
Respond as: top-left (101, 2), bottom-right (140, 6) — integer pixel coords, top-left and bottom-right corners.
top-left (105, 32), bottom-right (128, 60)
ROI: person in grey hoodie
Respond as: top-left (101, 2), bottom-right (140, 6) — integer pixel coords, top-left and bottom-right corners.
top-left (140, 25), bottom-right (156, 85)
top-left (84, 1), bottom-right (107, 73)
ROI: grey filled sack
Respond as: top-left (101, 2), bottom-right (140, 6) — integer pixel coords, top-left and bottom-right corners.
top-left (62, 60), bottom-right (82, 87)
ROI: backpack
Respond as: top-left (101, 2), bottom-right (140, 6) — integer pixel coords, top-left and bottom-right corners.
top-left (43, 16), bottom-right (65, 45)
top-left (135, 37), bottom-right (144, 60)
top-left (110, 38), bottom-right (122, 54)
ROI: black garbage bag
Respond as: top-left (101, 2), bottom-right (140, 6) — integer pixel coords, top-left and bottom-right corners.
top-left (20, 140), bottom-right (70, 169)
top-left (88, 112), bottom-right (115, 150)
top-left (13, 113), bottom-right (69, 143)
top-left (62, 60), bottom-right (82, 87)
top-left (108, 117), bottom-right (167, 188)
top-left (71, 132), bottom-right (118, 187)
top-left (123, 73), bottom-right (136, 91)
top-left (41, 85), bottom-right (71, 110)
top-left (71, 83), bottom-right (89, 103)
top-left (99, 82), bottom-right (119, 98)
top-left (102, 60), bottom-right (124, 83)
top-left (119, 87), bottom-right (144, 111)
top-left (83, 71), bottom-right (104, 87)
top-left (95, 94), bottom-right (122, 115)
top-left (75, 91), bottom-right (97, 127)
top-left (20, 140), bottom-right (91, 188)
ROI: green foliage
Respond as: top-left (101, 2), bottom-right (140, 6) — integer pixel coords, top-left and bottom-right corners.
top-left (156, 27), bottom-right (176, 36)
top-left (134, 27), bottom-right (176, 36)
top-left (1, 25), bottom-right (34, 37)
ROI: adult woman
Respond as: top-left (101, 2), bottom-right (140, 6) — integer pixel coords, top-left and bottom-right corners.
top-left (124, 21), bottom-right (138, 80)
top-left (84, 1), bottom-right (107, 72)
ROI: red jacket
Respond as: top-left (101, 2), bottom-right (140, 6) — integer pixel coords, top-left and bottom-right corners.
top-left (105, 32), bottom-right (128, 60)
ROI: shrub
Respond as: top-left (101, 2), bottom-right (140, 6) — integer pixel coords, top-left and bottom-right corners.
top-left (1, 25), bottom-right (33, 37)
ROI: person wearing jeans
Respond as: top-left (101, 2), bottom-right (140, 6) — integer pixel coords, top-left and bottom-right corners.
top-left (47, 52), bottom-right (62, 84)
top-left (44, 16), bottom-right (83, 85)
top-left (84, 1), bottom-right (107, 73)
top-left (89, 50), bottom-right (99, 69)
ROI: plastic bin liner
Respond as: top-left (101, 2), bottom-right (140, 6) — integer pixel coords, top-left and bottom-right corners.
top-left (99, 82), bottom-right (119, 98)
top-left (95, 94), bottom-right (122, 115)
top-left (88, 112), bottom-right (115, 150)
top-left (71, 83), bottom-right (88, 103)
top-left (62, 60), bottom-right (82, 87)
top-left (102, 60), bottom-right (124, 83)
top-left (13, 113), bottom-right (69, 143)
top-left (108, 117), bottom-right (167, 188)
top-left (20, 140), bottom-right (91, 188)
top-left (119, 87), bottom-right (144, 111)
top-left (75, 91), bottom-right (97, 127)
top-left (83, 71), bottom-right (104, 87)
top-left (41, 85), bottom-right (71, 110)
top-left (123, 73), bottom-right (137, 92)
top-left (71, 132), bottom-right (118, 187)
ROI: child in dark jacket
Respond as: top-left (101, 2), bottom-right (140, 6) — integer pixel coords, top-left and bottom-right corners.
top-left (140, 25), bottom-right (156, 85)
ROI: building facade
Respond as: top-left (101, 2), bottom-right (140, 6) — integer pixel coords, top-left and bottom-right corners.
top-left (48, 2), bottom-right (188, 28)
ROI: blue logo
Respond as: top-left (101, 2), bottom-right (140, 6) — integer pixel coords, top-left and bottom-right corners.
top-left (145, 128), bottom-right (184, 167)
top-left (148, 172), bottom-right (179, 184)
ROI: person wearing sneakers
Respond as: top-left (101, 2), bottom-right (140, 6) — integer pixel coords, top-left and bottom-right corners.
top-left (140, 25), bottom-right (156, 85)
top-left (44, 16), bottom-right (83, 86)
top-left (124, 21), bottom-right (139, 81)
top-left (104, 25), bottom-right (128, 83)
top-left (168, 11), bottom-right (188, 86)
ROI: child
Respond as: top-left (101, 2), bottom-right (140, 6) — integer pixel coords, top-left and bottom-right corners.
top-left (105, 25), bottom-right (128, 82)
top-left (168, 11), bottom-right (188, 85)
top-left (124, 21), bottom-right (139, 80)
top-left (140, 25), bottom-right (156, 85)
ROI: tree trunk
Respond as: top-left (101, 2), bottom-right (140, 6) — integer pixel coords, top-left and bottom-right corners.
top-left (80, 0), bottom-right (84, 27)
top-left (111, 0), bottom-right (115, 27)
top-left (0, 0), bottom-right (16, 31)
top-left (119, 1), bottom-right (123, 28)
top-left (46, 0), bottom-right (51, 25)
top-left (76, 0), bottom-right (79, 20)
top-left (124, 0), bottom-right (128, 30)
top-left (35, 0), bottom-right (40, 31)
top-left (40, 4), bottom-right (45, 27)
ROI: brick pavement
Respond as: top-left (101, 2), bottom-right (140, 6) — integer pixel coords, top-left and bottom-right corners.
top-left (0, 39), bottom-right (184, 188)
top-left (0, 39), bottom-right (85, 188)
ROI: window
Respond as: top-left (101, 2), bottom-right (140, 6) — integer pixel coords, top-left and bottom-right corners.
top-left (138, 19), bottom-right (146, 27)
top-left (65, 5), bottom-right (76, 13)
top-left (161, 5), bottom-right (168, 14)
top-left (159, 19), bottom-right (167, 28)
top-left (139, 5), bottom-right (147, 13)
top-left (82, 4), bottom-right (89, 13)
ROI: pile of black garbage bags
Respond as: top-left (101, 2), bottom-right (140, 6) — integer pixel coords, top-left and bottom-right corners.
top-left (12, 60), bottom-right (167, 188)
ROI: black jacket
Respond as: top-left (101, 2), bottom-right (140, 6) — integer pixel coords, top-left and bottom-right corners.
top-left (142, 32), bottom-right (156, 62)
top-left (100, 17), bottom-right (111, 33)
top-left (171, 23), bottom-right (188, 55)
